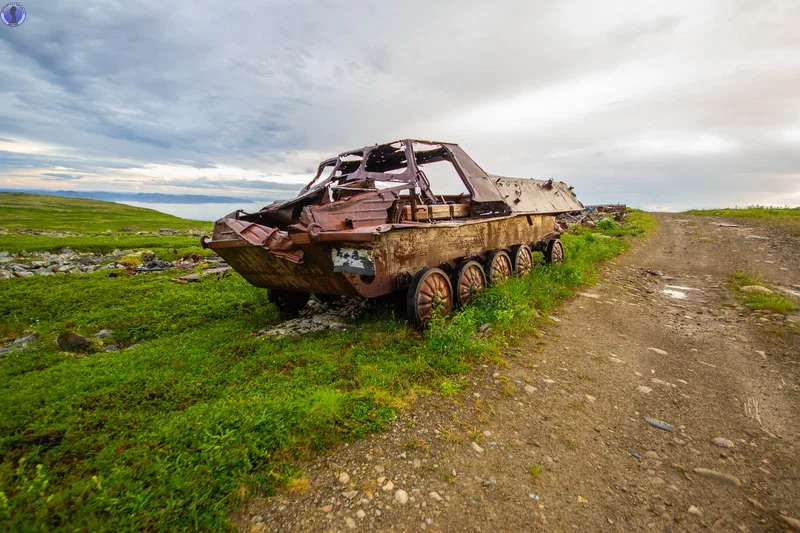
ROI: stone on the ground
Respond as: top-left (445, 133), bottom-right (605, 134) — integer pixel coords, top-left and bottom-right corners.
top-left (524, 385), bottom-right (536, 394)
top-left (711, 437), bottom-right (734, 448)
top-left (471, 442), bottom-right (484, 453)
top-left (578, 293), bottom-right (600, 299)
top-left (382, 480), bottom-right (394, 492)
top-left (780, 515), bottom-right (800, 531)
top-left (692, 467), bottom-right (742, 487)
top-left (338, 472), bottom-right (350, 485)
top-left (57, 332), bottom-right (93, 353)
top-left (94, 329), bottom-right (114, 339)
top-left (356, 509), bottom-right (366, 519)
top-left (644, 451), bottom-right (660, 460)
top-left (429, 491), bottom-right (442, 502)
top-left (12, 333), bottom-right (37, 345)
top-left (647, 347), bottom-right (668, 355)
top-left (687, 505), bottom-right (703, 516)
top-left (394, 489), bottom-right (409, 505)
top-left (171, 273), bottom-right (199, 283)
top-left (740, 285), bottom-right (772, 294)
top-left (644, 417), bottom-right (676, 432)
top-left (342, 490), bottom-right (358, 500)
top-left (637, 386), bottom-right (652, 394)
top-left (344, 516), bottom-right (356, 529)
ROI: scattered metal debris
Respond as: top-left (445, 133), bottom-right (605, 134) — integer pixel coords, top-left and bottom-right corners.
top-left (255, 298), bottom-right (370, 338)
top-left (557, 204), bottom-right (627, 229)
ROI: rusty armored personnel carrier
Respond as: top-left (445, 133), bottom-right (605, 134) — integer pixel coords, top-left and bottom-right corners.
top-left (203, 140), bottom-right (583, 326)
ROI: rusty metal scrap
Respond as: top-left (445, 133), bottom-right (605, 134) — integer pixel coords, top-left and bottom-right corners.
top-left (203, 139), bottom-right (585, 320)
top-left (557, 204), bottom-right (627, 228)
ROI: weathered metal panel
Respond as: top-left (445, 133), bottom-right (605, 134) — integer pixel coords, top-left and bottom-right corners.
top-left (332, 247), bottom-right (376, 276)
top-left (442, 144), bottom-right (508, 204)
top-left (377, 214), bottom-right (555, 284)
top-left (492, 176), bottom-right (584, 214)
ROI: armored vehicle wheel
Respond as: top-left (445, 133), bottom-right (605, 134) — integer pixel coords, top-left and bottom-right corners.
top-left (484, 250), bottom-right (513, 286)
top-left (545, 239), bottom-right (564, 264)
top-left (270, 289), bottom-right (311, 317)
top-left (452, 260), bottom-right (486, 308)
top-left (510, 244), bottom-right (533, 276)
top-left (407, 267), bottom-right (453, 329)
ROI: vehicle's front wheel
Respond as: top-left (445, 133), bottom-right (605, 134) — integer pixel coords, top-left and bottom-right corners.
top-left (270, 289), bottom-right (311, 317)
top-left (407, 267), bottom-right (453, 329)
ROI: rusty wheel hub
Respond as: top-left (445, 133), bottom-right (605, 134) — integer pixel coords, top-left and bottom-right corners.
top-left (514, 245), bottom-right (533, 276)
top-left (408, 267), bottom-right (453, 328)
top-left (487, 251), bottom-right (513, 285)
top-left (552, 241), bottom-right (564, 263)
top-left (455, 261), bottom-right (486, 307)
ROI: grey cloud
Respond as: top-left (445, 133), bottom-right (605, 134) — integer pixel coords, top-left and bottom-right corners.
top-left (151, 177), bottom-right (302, 193)
top-left (0, 0), bottom-right (798, 209)
top-left (40, 173), bottom-right (84, 181)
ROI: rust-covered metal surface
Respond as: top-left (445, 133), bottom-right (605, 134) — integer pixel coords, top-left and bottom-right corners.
top-left (203, 139), bottom-right (583, 301)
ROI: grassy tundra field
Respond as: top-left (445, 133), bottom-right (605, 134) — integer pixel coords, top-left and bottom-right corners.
top-left (0, 193), bottom-right (653, 531)
top-left (687, 206), bottom-right (800, 233)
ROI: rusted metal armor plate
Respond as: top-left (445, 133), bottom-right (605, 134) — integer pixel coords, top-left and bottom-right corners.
top-left (205, 139), bottom-right (583, 299)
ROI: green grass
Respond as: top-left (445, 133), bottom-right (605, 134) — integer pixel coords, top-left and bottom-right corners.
top-left (0, 193), bottom-right (212, 254)
top-left (528, 463), bottom-right (542, 484)
top-left (687, 206), bottom-right (800, 232)
top-left (0, 196), bottom-right (654, 531)
top-left (573, 209), bottom-right (655, 238)
top-left (729, 273), bottom-right (798, 314)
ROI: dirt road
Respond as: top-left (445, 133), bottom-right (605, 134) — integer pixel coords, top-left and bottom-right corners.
top-left (241, 213), bottom-right (800, 532)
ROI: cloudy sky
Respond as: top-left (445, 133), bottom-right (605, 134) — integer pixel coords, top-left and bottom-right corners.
top-left (1, 0), bottom-right (799, 212)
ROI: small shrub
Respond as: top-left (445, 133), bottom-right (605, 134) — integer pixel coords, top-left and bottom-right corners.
top-left (597, 218), bottom-right (618, 230)
top-left (528, 463), bottom-right (542, 484)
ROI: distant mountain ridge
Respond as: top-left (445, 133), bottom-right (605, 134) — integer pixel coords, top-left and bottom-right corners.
top-left (0, 189), bottom-right (254, 204)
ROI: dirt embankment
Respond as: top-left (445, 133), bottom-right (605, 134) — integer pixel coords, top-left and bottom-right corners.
top-left (239, 213), bottom-right (800, 532)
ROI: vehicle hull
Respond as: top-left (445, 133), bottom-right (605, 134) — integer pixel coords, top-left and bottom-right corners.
top-left (208, 213), bottom-right (557, 298)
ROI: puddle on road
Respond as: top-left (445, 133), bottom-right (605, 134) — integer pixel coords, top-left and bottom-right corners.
top-left (662, 285), bottom-right (699, 300)
top-left (662, 289), bottom-right (688, 299)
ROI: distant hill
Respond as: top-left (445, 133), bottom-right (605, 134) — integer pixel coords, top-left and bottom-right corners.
top-left (0, 192), bottom-right (208, 233)
top-left (0, 189), bottom-right (251, 204)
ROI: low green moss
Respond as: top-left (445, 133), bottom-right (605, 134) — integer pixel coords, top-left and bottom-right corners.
top-left (729, 273), bottom-right (798, 314)
top-left (0, 204), bottom-right (654, 531)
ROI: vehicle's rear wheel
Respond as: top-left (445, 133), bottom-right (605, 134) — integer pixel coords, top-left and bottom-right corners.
top-left (452, 260), bottom-right (486, 308)
top-left (270, 289), bottom-right (311, 317)
top-left (510, 244), bottom-right (533, 276)
top-left (545, 239), bottom-right (565, 264)
top-left (407, 267), bottom-right (453, 329)
top-left (484, 250), bottom-right (513, 286)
